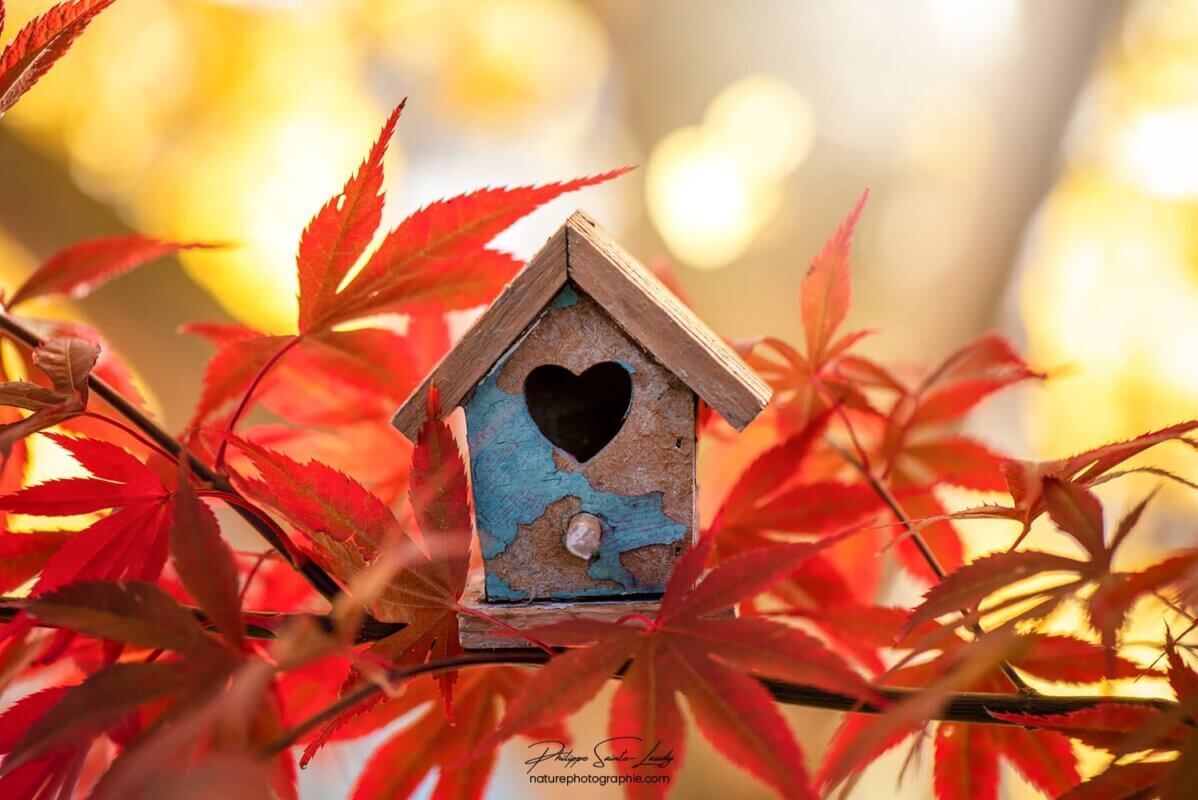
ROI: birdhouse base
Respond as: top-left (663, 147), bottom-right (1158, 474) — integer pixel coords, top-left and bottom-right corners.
top-left (457, 575), bottom-right (663, 650)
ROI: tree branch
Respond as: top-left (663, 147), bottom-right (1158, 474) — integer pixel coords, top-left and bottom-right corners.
top-left (0, 595), bottom-right (1177, 751)
top-left (263, 649), bottom-right (1181, 756)
top-left (0, 310), bottom-right (346, 604)
top-left (828, 438), bottom-right (1034, 694)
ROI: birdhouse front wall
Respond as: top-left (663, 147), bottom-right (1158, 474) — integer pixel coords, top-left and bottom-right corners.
top-left (464, 283), bottom-right (697, 602)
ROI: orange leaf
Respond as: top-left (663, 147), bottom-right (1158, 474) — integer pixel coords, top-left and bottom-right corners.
top-left (801, 190), bottom-right (867, 365)
top-left (297, 104), bottom-right (403, 333)
top-left (0, 0), bottom-right (115, 115)
top-left (307, 168), bottom-right (630, 332)
top-left (8, 236), bottom-right (218, 307)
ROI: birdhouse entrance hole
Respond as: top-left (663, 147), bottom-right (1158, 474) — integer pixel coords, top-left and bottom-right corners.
top-left (523, 361), bottom-right (632, 462)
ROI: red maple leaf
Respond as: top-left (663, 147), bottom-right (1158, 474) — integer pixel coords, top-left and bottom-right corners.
top-left (293, 104), bottom-right (626, 333)
top-left (225, 389), bottom-right (477, 758)
top-left (187, 104), bottom-right (627, 453)
top-left (944, 420), bottom-right (1198, 543)
top-left (817, 628), bottom-right (1120, 799)
top-left (351, 668), bottom-right (568, 800)
top-left (7, 235), bottom-right (218, 308)
top-left (186, 323), bottom-right (422, 428)
top-left (0, 433), bottom-right (178, 651)
top-left (908, 478), bottom-right (1198, 659)
top-left (0, 0), bottom-right (115, 116)
top-left (0, 338), bottom-right (98, 453)
top-left (475, 534), bottom-right (879, 799)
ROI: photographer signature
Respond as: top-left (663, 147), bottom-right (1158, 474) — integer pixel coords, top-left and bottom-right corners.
top-left (524, 738), bottom-right (676, 774)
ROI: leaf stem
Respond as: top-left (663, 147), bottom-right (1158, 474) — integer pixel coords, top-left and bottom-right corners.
top-left (212, 335), bottom-right (302, 470)
top-left (79, 410), bottom-right (176, 463)
top-left (194, 489), bottom-right (303, 563)
top-left (827, 438), bottom-right (1035, 695)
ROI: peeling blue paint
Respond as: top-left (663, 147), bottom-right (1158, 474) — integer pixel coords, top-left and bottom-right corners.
top-left (486, 573), bottom-right (527, 601)
top-left (551, 284), bottom-right (579, 309)
top-left (465, 287), bottom-right (686, 601)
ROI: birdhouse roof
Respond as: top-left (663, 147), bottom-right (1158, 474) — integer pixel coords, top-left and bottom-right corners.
top-left (391, 211), bottom-right (772, 441)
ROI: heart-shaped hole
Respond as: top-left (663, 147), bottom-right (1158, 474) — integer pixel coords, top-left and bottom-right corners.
top-left (524, 362), bottom-right (632, 462)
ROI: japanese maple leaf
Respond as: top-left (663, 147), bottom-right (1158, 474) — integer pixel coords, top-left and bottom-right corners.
top-left (0, 580), bottom-right (242, 784)
top-left (7, 235), bottom-right (217, 308)
top-left (0, 686), bottom-right (87, 800)
top-left (991, 637), bottom-right (1198, 800)
top-left (0, 433), bottom-right (178, 649)
top-left (0, 497), bottom-right (265, 799)
top-left (707, 409), bottom-right (898, 662)
top-left (944, 420), bottom-right (1198, 544)
top-left (742, 191), bottom-right (902, 433)
top-left (189, 104), bottom-right (625, 437)
top-left (476, 534), bottom-right (879, 800)
top-left (857, 334), bottom-right (1044, 581)
top-left (0, 0), bottom-right (115, 116)
top-left (242, 419), bottom-right (415, 506)
top-left (905, 481), bottom-right (1183, 656)
top-left (0, 529), bottom-right (71, 594)
top-left (227, 389), bottom-right (475, 747)
top-left (186, 322), bottom-right (422, 428)
top-left (0, 337), bottom-right (98, 453)
top-left (816, 628), bottom-right (1138, 799)
top-left (350, 668), bottom-right (567, 800)
top-left (708, 410), bottom-right (884, 550)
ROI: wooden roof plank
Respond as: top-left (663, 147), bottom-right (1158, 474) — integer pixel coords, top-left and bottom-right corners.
top-left (563, 211), bottom-right (771, 430)
top-left (392, 211), bottom-right (772, 440)
top-left (391, 226), bottom-right (568, 439)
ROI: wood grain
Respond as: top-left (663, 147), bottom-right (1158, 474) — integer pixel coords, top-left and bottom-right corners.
top-left (563, 211), bottom-right (771, 430)
top-left (458, 574), bottom-right (733, 648)
top-left (457, 575), bottom-right (663, 648)
top-left (391, 227), bottom-right (568, 439)
top-left (393, 211), bottom-right (772, 438)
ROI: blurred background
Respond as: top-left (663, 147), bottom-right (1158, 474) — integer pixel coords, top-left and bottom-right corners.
top-left (2, 0), bottom-right (1197, 797)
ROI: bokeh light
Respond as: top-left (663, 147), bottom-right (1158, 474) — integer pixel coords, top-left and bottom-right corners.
top-left (1019, 0), bottom-right (1198, 501)
top-left (646, 74), bottom-right (812, 270)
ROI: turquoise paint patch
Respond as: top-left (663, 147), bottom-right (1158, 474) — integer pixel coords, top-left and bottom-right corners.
top-left (552, 284), bottom-right (579, 308)
top-left (465, 287), bottom-right (686, 600)
top-left (486, 573), bottom-right (527, 601)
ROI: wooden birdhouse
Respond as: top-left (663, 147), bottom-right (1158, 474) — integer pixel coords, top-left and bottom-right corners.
top-left (392, 212), bottom-right (771, 646)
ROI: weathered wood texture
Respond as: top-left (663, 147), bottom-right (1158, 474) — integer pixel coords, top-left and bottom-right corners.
top-left (565, 211), bottom-right (771, 430)
top-left (391, 227), bottom-right (568, 438)
top-left (392, 211), bottom-right (771, 440)
top-left (458, 578), bottom-right (662, 649)
top-left (458, 575), bottom-right (731, 649)
top-left (467, 285), bottom-right (695, 602)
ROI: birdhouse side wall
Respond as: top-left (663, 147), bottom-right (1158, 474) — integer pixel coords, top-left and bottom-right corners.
top-left (464, 284), bottom-right (697, 602)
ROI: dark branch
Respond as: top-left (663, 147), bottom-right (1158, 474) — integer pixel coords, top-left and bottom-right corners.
top-left (0, 310), bottom-right (345, 603)
top-left (0, 595), bottom-right (1176, 750)
top-left (264, 649), bottom-right (1180, 756)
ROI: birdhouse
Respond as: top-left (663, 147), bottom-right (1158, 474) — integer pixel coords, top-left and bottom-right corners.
top-left (392, 212), bottom-right (771, 645)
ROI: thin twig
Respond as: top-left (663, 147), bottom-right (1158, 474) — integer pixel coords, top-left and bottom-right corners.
top-left (80, 411), bottom-right (177, 464)
top-left (212, 335), bottom-right (302, 470)
top-left (828, 438), bottom-right (1034, 695)
top-left (0, 311), bottom-right (345, 603)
